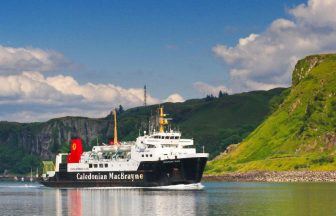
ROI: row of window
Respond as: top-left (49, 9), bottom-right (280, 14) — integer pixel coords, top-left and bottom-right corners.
top-left (153, 136), bottom-right (180, 139)
top-left (142, 154), bottom-right (153, 158)
top-left (89, 164), bottom-right (108, 168)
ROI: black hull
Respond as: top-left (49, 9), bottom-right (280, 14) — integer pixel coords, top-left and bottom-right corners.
top-left (40, 157), bottom-right (207, 188)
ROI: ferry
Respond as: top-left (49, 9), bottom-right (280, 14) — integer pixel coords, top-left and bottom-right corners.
top-left (40, 107), bottom-right (208, 188)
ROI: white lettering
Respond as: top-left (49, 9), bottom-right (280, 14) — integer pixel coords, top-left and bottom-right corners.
top-left (76, 172), bottom-right (144, 181)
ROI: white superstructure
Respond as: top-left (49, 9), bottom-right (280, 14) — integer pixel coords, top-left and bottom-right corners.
top-left (46, 107), bottom-right (208, 178)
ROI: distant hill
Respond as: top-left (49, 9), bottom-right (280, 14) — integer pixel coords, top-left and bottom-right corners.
top-left (0, 88), bottom-right (285, 174)
top-left (206, 54), bottom-right (336, 174)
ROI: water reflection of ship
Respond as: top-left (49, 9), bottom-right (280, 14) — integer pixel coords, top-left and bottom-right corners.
top-left (50, 188), bottom-right (207, 216)
top-left (68, 190), bottom-right (82, 216)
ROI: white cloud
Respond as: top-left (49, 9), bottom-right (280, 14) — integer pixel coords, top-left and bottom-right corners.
top-left (193, 82), bottom-right (232, 96)
top-left (290, 0), bottom-right (336, 28)
top-left (0, 44), bottom-right (191, 122)
top-left (0, 70), bottom-right (165, 122)
top-left (0, 71), bottom-right (160, 107)
top-left (213, 0), bottom-right (336, 92)
top-left (164, 93), bottom-right (185, 103)
top-left (238, 33), bottom-right (259, 46)
top-left (0, 45), bottom-right (68, 73)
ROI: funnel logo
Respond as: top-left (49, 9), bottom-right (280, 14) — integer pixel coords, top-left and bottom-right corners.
top-left (67, 138), bottom-right (83, 163)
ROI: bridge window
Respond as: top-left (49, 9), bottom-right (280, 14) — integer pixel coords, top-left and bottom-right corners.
top-left (99, 164), bottom-right (103, 168)
top-left (142, 154), bottom-right (144, 157)
top-left (105, 164), bottom-right (108, 168)
top-left (165, 136), bottom-right (169, 139)
top-left (170, 136), bottom-right (174, 139)
top-left (174, 136), bottom-right (179, 139)
top-left (89, 164), bottom-right (92, 168)
top-left (150, 154), bottom-right (152, 157)
top-left (94, 164), bottom-right (98, 168)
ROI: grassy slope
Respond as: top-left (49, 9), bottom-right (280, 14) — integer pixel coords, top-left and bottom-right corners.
top-left (206, 54), bottom-right (336, 174)
top-left (120, 88), bottom-right (286, 159)
top-left (179, 89), bottom-right (287, 157)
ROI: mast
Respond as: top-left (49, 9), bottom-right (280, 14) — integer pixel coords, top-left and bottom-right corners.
top-left (144, 85), bottom-right (147, 107)
top-left (144, 84), bottom-right (150, 134)
top-left (158, 107), bottom-right (169, 132)
top-left (113, 108), bottom-right (118, 144)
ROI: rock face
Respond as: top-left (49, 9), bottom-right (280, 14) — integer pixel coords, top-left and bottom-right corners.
top-left (207, 54), bottom-right (336, 174)
top-left (0, 116), bottom-right (114, 159)
top-left (292, 55), bottom-right (324, 86)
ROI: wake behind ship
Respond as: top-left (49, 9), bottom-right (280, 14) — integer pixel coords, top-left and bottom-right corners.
top-left (40, 107), bottom-right (208, 188)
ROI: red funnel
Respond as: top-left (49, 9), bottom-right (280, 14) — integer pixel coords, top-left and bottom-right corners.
top-left (67, 138), bottom-right (83, 163)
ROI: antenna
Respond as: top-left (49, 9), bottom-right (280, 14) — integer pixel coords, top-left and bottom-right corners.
top-left (144, 85), bottom-right (147, 107)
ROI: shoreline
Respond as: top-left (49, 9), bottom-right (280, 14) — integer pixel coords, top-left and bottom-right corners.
top-left (203, 171), bottom-right (336, 182)
top-left (0, 175), bottom-right (39, 182)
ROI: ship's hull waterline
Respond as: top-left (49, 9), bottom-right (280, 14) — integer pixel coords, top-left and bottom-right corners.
top-left (40, 157), bottom-right (207, 188)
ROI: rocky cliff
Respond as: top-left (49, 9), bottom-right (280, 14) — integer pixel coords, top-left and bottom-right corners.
top-left (0, 116), bottom-right (114, 159)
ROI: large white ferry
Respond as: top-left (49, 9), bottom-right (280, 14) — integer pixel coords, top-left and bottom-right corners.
top-left (40, 107), bottom-right (208, 188)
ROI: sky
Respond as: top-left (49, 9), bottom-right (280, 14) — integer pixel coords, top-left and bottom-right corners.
top-left (0, 0), bottom-right (335, 122)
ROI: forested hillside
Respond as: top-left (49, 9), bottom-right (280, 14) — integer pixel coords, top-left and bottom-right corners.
top-left (0, 88), bottom-right (285, 174)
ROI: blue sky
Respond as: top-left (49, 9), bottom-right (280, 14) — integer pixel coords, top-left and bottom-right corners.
top-left (0, 0), bottom-right (304, 98)
top-left (0, 0), bottom-right (335, 122)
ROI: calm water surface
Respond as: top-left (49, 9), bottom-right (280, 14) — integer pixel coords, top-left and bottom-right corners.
top-left (0, 181), bottom-right (336, 216)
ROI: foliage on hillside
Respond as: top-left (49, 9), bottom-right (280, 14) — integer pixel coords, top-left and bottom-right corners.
top-left (0, 88), bottom-right (285, 174)
top-left (0, 145), bottom-right (40, 174)
top-left (117, 88), bottom-right (285, 159)
top-left (206, 54), bottom-right (336, 174)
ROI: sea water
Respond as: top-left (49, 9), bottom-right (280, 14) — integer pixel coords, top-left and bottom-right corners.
top-left (1, 181), bottom-right (336, 215)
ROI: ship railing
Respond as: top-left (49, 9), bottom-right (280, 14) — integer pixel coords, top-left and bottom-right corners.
top-left (120, 141), bottom-right (136, 145)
